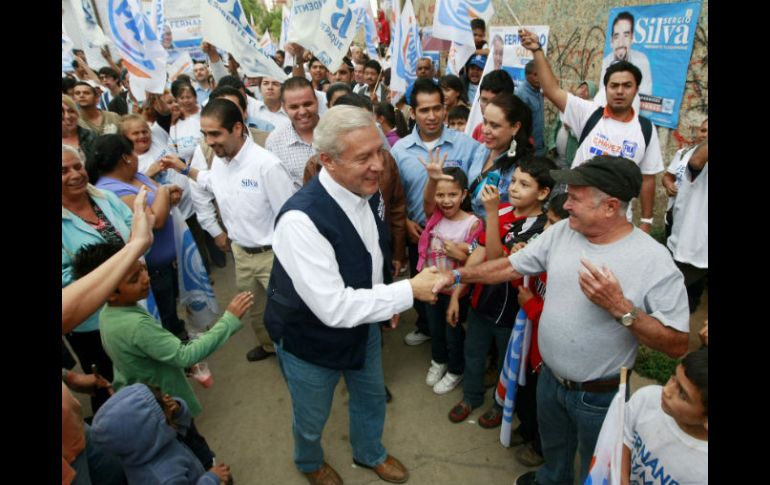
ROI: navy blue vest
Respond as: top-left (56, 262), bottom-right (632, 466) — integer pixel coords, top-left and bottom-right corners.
top-left (264, 176), bottom-right (393, 370)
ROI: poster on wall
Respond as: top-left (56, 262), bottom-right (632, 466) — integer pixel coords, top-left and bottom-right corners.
top-left (488, 26), bottom-right (550, 92)
top-left (596, 2), bottom-right (702, 129)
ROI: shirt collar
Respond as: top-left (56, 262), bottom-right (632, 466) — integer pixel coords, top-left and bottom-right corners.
top-left (405, 124), bottom-right (454, 150)
top-left (603, 104), bottom-right (635, 122)
top-left (287, 124), bottom-right (313, 147)
top-left (319, 167), bottom-right (370, 212)
top-left (225, 135), bottom-right (253, 166)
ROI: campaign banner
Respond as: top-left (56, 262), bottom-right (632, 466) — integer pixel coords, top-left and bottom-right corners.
top-left (465, 26), bottom-right (549, 137)
top-left (389, 0), bottom-right (422, 94)
top-left (597, 2), bottom-right (702, 128)
top-left (279, 4), bottom-right (291, 49)
top-left (432, 0), bottom-right (494, 74)
top-left (104, 0), bottom-right (168, 99)
top-left (357, 4), bottom-right (380, 61)
top-left (62, 25), bottom-right (76, 74)
top-left (287, 0), bottom-right (363, 72)
top-left (260, 30), bottom-right (276, 57)
top-left (200, 0), bottom-right (288, 81)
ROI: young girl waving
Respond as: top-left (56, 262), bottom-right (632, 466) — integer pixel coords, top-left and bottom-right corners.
top-left (418, 149), bottom-right (483, 394)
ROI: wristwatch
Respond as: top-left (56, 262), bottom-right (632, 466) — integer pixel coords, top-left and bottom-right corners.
top-left (617, 307), bottom-right (639, 327)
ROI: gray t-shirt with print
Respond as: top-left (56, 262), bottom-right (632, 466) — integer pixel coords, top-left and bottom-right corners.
top-left (508, 220), bottom-right (689, 382)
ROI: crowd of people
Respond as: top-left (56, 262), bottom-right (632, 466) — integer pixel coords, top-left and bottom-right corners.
top-left (62, 17), bottom-right (707, 485)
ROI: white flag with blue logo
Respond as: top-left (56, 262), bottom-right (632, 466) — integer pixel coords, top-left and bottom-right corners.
top-left (287, 0), bottom-right (363, 72)
top-left (260, 30), bottom-right (276, 57)
top-left (389, 0), bottom-right (422, 95)
top-left (104, 0), bottom-right (168, 98)
top-left (584, 372), bottom-right (626, 485)
top-left (354, 4), bottom-right (379, 61)
top-left (201, 0), bottom-right (288, 81)
top-left (496, 302), bottom-right (528, 447)
top-left (62, 25), bottom-right (76, 75)
top-left (432, 0), bottom-right (494, 44)
top-left (279, 4), bottom-right (292, 50)
top-left (171, 208), bottom-right (220, 333)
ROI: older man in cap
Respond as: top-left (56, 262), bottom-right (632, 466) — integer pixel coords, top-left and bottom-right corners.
top-left (430, 155), bottom-right (690, 485)
top-left (265, 105), bottom-right (439, 485)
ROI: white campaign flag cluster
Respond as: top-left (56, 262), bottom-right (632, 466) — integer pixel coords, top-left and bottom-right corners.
top-left (71, 0), bottom-right (115, 70)
top-left (62, 24), bottom-right (76, 75)
top-left (200, 0), bottom-right (287, 81)
top-left (287, 0), bottom-right (362, 72)
top-left (260, 30), bottom-right (276, 57)
top-left (584, 378), bottom-right (626, 485)
top-left (103, 0), bottom-right (168, 100)
top-left (389, 0), bottom-right (422, 96)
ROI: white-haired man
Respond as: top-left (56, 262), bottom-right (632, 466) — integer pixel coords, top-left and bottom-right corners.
top-left (265, 105), bottom-right (438, 485)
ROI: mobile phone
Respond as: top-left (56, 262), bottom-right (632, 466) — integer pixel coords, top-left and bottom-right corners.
top-left (485, 172), bottom-right (501, 188)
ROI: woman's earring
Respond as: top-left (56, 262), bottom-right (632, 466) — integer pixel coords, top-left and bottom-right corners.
top-left (507, 138), bottom-right (517, 158)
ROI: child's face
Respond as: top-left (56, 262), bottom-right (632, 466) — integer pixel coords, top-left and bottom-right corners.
top-left (435, 179), bottom-right (466, 219)
top-left (448, 118), bottom-right (467, 132)
top-left (661, 364), bottom-right (707, 431)
top-left (508, 167), bottom-right (549, 215)
top-left (111, 260), bottom-right (150, 305)
top-left (544, 209), bottom-right (564, 230)
top-left (473, 28), bottom-right (486, 48)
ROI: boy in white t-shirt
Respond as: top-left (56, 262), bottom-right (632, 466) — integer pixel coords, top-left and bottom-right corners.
top-left (622, 347), bottom-right (708, 484)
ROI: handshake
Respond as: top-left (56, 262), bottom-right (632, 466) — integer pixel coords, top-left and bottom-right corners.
top-left (408, 267), bottom-right (456, 303)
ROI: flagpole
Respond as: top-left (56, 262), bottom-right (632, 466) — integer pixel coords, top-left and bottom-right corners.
top-left (501, 2), bottom-right (523, 28)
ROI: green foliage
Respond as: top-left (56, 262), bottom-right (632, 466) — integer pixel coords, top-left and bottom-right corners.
top-left (241, 0), bottom-right (282, 40)
top-left (634, 346), bottom-right (680, 385)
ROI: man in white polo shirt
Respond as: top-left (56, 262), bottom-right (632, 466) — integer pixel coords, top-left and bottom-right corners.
top-left (519, 28), bottom-right (663, 234)
top-left (192, 98), bottom-right (296, 362)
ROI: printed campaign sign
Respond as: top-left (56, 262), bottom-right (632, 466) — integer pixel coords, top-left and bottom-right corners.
top-left (201, 0), bottom-right (287, 81)
top-left (432, 0), bottom-right (494, 74)
top-left (72, 0), bottom-right (114, 70)
top-left (288, 0), bottom-right (363, 72)
top-left (597, 2), bottom-right (702, 128)
top-left (389, 0), bottom-right (422, 94)
top-left (488, 26), bottom-right (550, 90)
top-left (465, 26), bottom-right (549, 137)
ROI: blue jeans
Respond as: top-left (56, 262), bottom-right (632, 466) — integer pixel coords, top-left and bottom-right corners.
top-left (276, 324), bottom-right (388, 473)
top-left (536, 366), bottom-right (616, 485)
top-left (425, 293), bottom-right (467, 375)
top-left (462, 308), bottom-right (512, 407)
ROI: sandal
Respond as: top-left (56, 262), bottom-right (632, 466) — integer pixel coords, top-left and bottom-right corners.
top-left (478, 404), bottom-right (503, 428)
top-left (448, 400), bottom-right (475, 423)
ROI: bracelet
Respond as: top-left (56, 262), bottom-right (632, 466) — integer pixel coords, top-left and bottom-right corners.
top-left (533, 45), bottom-right (543, 52)
top-left (452, 269), bottom-right (462, 288)
top-left (180, 158), bottom-right (190, 176)
top-left (640, 217), bottom-right (653, 225)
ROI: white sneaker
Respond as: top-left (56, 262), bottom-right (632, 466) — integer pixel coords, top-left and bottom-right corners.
top-left (433, 372), bottom-right (463, 394)
top-left (425, 360), bottom-right (448, 386)
top-left (404, 329), bottom-right (431, 346)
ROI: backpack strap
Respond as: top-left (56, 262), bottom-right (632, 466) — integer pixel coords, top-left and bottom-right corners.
top-left (577, 106), bottom-right (605, 148)
top-left (638, 114), bottom-right (653, 148)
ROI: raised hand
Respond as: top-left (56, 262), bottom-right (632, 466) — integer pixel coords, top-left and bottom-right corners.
top-left (419, 148), bottom-right (453, 181)
top-left (480, 184), bottom-right (501, 213)
top-left (518, 29), bottom-right (541, 51)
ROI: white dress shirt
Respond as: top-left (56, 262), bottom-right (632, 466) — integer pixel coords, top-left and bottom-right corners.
top-left (193, 136), bottom-right (296, 247)
top-left (253, 100), bottom-right (291, 132)
top-left (273, 169), bottom-right (413, 329)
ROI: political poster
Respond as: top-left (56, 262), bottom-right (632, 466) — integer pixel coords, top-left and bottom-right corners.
top-left (164, 0), bottom-right (205, 61)
top-left (596, 2), bottom-right (702, 128)
top-left (488, 26), bottom-right (550, 91)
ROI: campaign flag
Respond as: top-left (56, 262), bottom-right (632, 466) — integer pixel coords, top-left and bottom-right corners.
top-left (104, 0), bottom-right (168, 99)
top-left (201, 0), bottom-right (288, 81)
top-left (260, 30), bottom-right (276, 56)
top-left (287, 0), bottom-right (363, 72)
top-left (432, 0), bottom-right (494, 43)
top-left (594, 2), bottom-right (702, 128)
top-left (445, 41), bottom-right (475, 76)
top-left (171, 208), bottom-right (220, 334)
top-left (72, 0), bottom-right (114, 70)
top-left (495, 284), bottom-right (529, 447)
top-left (63, 25), bottom-right (76, 74)
top-left (150, 0), bottom-right (165, 38)
top-left (279, 4), bottom-right (291, 49)
top-left (389, 0), bottom-right (422, 95)
top-left (584, 373), bottom-right (626, 485)
top-left (465, 26), bottom-right (549, 138)
top-left (358, 5), bottom-right (380, 61)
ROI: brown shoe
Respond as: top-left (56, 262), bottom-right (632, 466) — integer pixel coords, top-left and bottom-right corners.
top-left (304, 462), bottom-right (343, 485)
top-left (354, 455), bottom-right (409, 483)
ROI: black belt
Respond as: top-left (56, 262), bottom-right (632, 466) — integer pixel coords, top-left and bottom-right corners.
top-left (240, 245), bottom-right (272, 254)
top-left (552, 371), bottom-right (623, 393)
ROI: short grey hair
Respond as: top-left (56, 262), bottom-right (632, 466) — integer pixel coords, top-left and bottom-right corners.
top-left (62, 143), bottom-right (83, 163)
top-left (313, 105), bottom-right (376, 159)
top-left (590, 186), bottom-right (629, 214)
